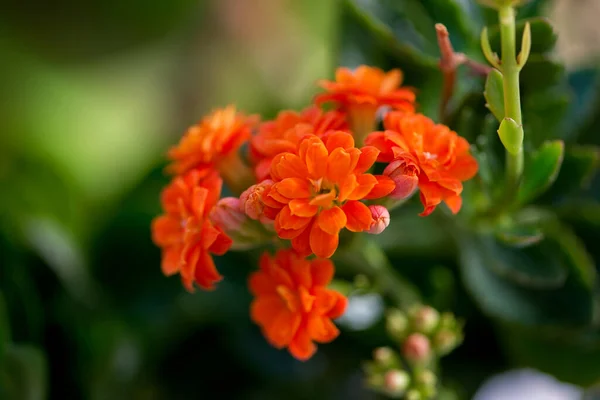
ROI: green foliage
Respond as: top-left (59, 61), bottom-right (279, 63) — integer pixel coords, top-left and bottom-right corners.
top-left (517, 140), bottom-right (564, 205)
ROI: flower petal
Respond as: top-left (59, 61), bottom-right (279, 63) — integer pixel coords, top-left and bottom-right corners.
top-left (326, 148), bottom-right (353, 183)
top-left (354, 146), bottom-right (380, 174)
top-left (289, 198), bottom-right (319, 217)
top-left (309, 222), bottom-right (339, 258)
top-left (364, 175), bottom-right (395, 199)
top-left (288, 325), bottom-right (317, 361)
top-left (310, 259), bottom-right (335, 287)
top-left (271, 153), bottom-right (308, 180)
top-left (341, 200), bottom-right (373, 232)
top-left (276, 178), bottom-right (311, 198)
top-left (317, 206), bottom-right (347, 235)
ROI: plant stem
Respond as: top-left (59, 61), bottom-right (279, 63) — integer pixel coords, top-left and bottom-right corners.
top-left (336, 236), bottom-right (421, 308)
top-left (498, 5), bottom-right (524, 203)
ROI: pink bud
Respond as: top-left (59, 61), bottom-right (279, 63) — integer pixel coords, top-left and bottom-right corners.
top-left (384, 370), bottom-right (410, 393)
top-left (402, 333), bottom-right (431, 363)
top-left (210, 197), bottom-right (246, 232)
top-left (368, 205), bottom-right (390, 234)
top-left (383, 158), bottom-right (419, 200)
top-left (239, 180), bottom-right (273, 224)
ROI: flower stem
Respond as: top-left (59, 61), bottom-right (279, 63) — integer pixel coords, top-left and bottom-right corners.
top-left (498, 4), bottom-right (524, 203)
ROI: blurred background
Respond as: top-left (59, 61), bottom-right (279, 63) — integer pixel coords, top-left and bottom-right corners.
top-left (0, 0), bottom-right (599, 399)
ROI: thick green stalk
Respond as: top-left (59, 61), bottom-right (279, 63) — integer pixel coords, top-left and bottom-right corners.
top-left (498, 5), bottom-right (524, 202)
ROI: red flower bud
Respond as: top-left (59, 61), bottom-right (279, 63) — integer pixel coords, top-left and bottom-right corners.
top-left (383, 157), bottom-right (419, 200)
top-left (402, 333), bottom-right (431, 363)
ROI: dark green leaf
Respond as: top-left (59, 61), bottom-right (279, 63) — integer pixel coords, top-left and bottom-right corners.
top-left (1, 344), bottom-right (48, 400)
top-left (457, 226), bottom-right (596, 326)
top-left (421, 0), bottom-right (484, 52)
top-left (520, 54), bottom-right (565, 92)
top-left (563, 68), bottom-right (600, 143)
top-left (484, 69), bottom-right (505, 121)
top-left (470, 235), bottom-right (567, 288)
top-left (488, 17), bottom-right (557, 55)
top-left (343, 0), bottom-right (438, 70)
top-left (517, 140), bottom-right (564, 204)
top-left (541, 145), bottom-right (600, 201)
top-left (499, 324), bottom-right (600, 387)
top-left (522, 87), bottom-right (570, 146)
top-left (496, 224), bottom-right (544, 248)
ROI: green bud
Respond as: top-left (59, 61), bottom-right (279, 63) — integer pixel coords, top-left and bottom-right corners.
top-left (411, 306), bottom-right (440, 335)
top-left (373, 347), bottom-right (395, 366)
top-left (433, 330), bottom-right (461, 356)
top-left (415, 369), bottom-right (437, 388)
top-left (484, 69), bottom-right (505, 122)
top-left (498, 117), bottom-right (524, 155)
top-left (406, 389), bottom-right (422, 400)
top-left (480, 27), bottom-right (501, 69)
top-left (386, 309), bottom-right (409, 340)
top-left (365, 373), bottom-right (385, 389)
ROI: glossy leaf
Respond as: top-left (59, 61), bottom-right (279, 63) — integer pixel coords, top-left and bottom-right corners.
top-left (1, 344), bottom-right (48, 400)
top-left (542, 145), bottom-right (600, 201)
top-left (488, 17), bottom-right (557, 55)
top-left (563, 68), bottom-right (600, 143)
top-left (500, 324), bottom-right (600, 386)
top-left (484, 69), bottom-right (505, 121)
top-left (522, 87), bottom-right (570, 146)
top-left (498, 118), bottom-right (524, 155)
top-left (520, 54), bottom-right (566, 92)
top-left (458, 231), bottom-right (596, 326)
top-left (496, 224), bottom-right (544, 248)
top-left (517, 140), bottom-right (564, 205)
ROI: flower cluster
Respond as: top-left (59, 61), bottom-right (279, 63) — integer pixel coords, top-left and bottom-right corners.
top-left (151, 65), bottom-right (478, 360)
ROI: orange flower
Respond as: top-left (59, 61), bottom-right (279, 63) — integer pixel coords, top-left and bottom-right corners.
top-left (250, 106), bottom-right (348, 181)
top-left (315, 66), bottom-right (416, 142)
top-left (151, 170), bottom-right (233, 291)
top-left (262, 130), bottom-right (394, 258)
top-left (249, 249), bottom-right (347, 360)
top-left (167, 105), bottom-right (258, 192)
top-left (365, 112), bottom-right (478, 216)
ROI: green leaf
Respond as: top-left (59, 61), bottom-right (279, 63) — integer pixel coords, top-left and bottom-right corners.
top-left (0, 292), bottom-right (9, 360)
top-left (484, 69), bottom-right (505, 121)
top-left (520, 54), bottom-right (565, 92)
top-left (488, 17), bottom-right (557, 55)
top-left (499, 324), bottom-right (600, 387)
top-left (496, 224), bottom-right (544, 248)
top-left (470, 235), bottom-right (567, 289)
top-left (342, 0), bottom-right (438, 70)
top-left (1, 344), bottom-right (48, 400)
top-left (541, 145), bottom-right (600, 201)
top-left (517, 140), bottom-right (564, 204)
top-left (563, 68), bottom-right (600, 143)
top-left (498, 118), bottom-right (523, 155)
top-left (522, 87), bottom-right (570, 146)
top-left (457, 225), bottom-right (596, 326)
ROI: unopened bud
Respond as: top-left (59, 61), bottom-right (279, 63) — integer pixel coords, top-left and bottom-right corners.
top-left (405, 389), bottom-right (422, 400)
top-left (433, 330), bottom-right (460, 356)
top-left (411, 306), bottom-right (440, 335)
top-left (386, 309), bottom-right (408, 339)
top-left (415, 369), bottom-right (437, 388)
top-left (384, 369), bottom-right (410, 395)
top-left (368, 205), bottom-right (390, 234)
top-left (383, 158), bottom-right (419, 200)
top-left (239, 180), bottom-right (273, 225)
top-left (373, 346), bottom-right (395, 365)
top-left (402, 333), bottom-right (431, 363)
top-left (210, 197), bottom-right (246, 232)
top-left (365, 373), bottom-right (384, 389)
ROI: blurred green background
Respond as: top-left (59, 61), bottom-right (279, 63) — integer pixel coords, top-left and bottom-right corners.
top-left (1, 0), bottom-right (599, 399)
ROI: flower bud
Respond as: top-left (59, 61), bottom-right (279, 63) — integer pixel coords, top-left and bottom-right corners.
top-left (239, 180), bottom-right (273, 225)
top-left (384, 369), bottom-right (410, 395)
top-left (368, 205), bottom-right (390, 234)
top-left (405, 389), bottom-right (422, 400)
top-left (411, 305), bottom-right (440, 335)
top-left (402, 333), bottom-right (431, 364)
top-left (373, 346), bottom-right (395, 366)
top-left (415, 369), bottom-right (437, 388)
top-left (386, 309), bottom-right (408, 340)
top-left (210, 197), bottom-right (246, 232)
top-left (433, 330), bottom-right (461, 356)
top-left (383, 158), bottom-right (419, 200)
